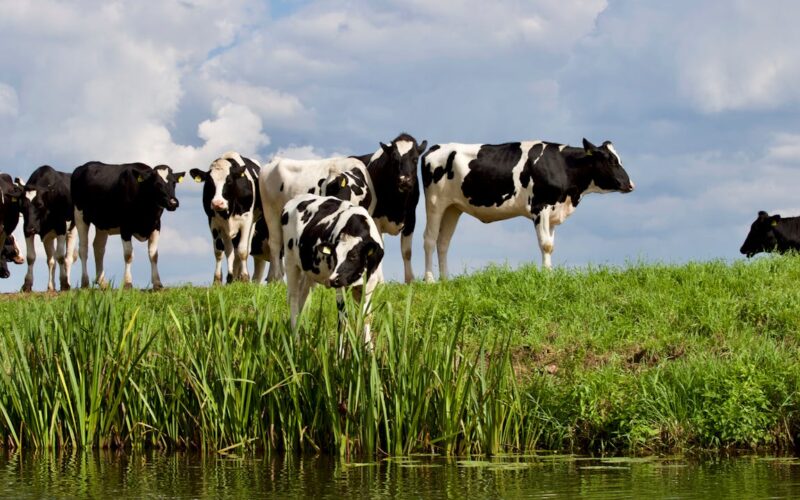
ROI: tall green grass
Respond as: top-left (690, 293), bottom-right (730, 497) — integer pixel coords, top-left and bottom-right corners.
top-left (1, 256), bottom-right (800, 455)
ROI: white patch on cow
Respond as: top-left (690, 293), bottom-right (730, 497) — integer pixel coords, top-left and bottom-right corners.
top-left (395, 140), bottom-right (413, 156)
top-left (549, 197), bottom-right (576, 226)
top-left (583, 181), bottom-right (614, 195)
top-left (25, 189), bottom-right (37, 201)
top-left (606, 143), bottom-right (622, 165)
top-left (156, 168), bottom-right (169, 182)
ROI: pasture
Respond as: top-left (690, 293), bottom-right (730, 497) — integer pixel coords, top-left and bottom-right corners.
top-left (1, 256), bottom-right (799, 456)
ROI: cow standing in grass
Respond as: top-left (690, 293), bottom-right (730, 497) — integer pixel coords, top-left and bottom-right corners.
top-left (740, 211), bottom-right (800, 257)
top-left (420, 139), bottom-right (634, 281)
top-left (189, 152), bottom-right (268, 284)
top-left (16, 165), bottom-right (77, 291)
top-left (72, 162), bottom-right (184, 290)
top-left (282, 194), bottom-right (384, 344)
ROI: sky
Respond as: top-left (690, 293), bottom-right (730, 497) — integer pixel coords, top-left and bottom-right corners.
top-left (1, 0), bottom-right (799, 292)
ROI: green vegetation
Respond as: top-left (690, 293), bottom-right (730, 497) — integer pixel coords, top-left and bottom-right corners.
top-left (1, 256), bottom-right (800, 456)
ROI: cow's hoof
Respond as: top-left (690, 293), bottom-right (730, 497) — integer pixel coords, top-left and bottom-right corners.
top-left (152, 283), bottom-right (163, 291)
top-left (81, 278), bottom-right (90, 288)
top-left (47, 285), bottom-right (55, 292)
top-left (20, 283), bottom-right (32, 293)
top-left (123, 282), bottom-right (133, 290)
top-left (423, 272), bottom-right (435, 284)
top-left (61, 282), bottom-right (71, 291)
top-left (226, 274), bottom-right (233, 284)
top-left (213, 276), bottom-right (222, 285)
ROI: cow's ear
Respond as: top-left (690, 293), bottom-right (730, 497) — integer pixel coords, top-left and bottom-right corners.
top-left (417, 140), bottom-right (428, 154)
top-left (380, 142), bottom-right (392, 154)
top-left (582, 138), bottom-right (598, 153)
top-left (771, 215), bottom-right (781, 226)
top-left (173, 171), bottom-right (186, 183)
top-left (316, 242), bottom-right (334, 257)
top-left (14, 177), bottom-right (24, 187)
top-left (189, 169), bottom-right (206, 183)
top-left (230, 165), bottom-right (246, 178)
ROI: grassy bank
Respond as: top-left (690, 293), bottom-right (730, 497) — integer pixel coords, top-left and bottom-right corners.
top-left (1, 257), bottom-right (800, 456)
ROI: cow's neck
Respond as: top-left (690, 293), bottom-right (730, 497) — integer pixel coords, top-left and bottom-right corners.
top-left (366, 153), bottom-right (401, 213)
top-left (560, 147), bottom-right (600, 203)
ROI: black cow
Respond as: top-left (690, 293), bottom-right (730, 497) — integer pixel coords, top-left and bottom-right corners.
top-left (72, 162), bottom-right (185, 290)
top-left (16, 165), bottom-right (77, 291)
top-left (189, 152), bottom-right (269, 284)
top-left (0, 235), bottom-right (24, 279)
top-left (0, 173), bottom-right (23, 257)
top-left (420, 139), bottom-right (634, 281)
top-left (351, 132), bottom-right (427, 283)
top-left (740, 211), bottom-right (800, 257)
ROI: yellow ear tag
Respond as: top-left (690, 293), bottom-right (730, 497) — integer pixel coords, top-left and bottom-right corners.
top-left (194, 176), bottom-right (202, 183)
top-left (240, 172), bottom-right (245, 178)
top-left (137, 175), bottom-right (144, 182)
top-left (367, 248), bottom-right (374, 256)
top-left (177, 176), bottom-right (184, 183)
top-left (772, 220), bottom-right (778, 227)
top-left (321, 246), bottom-right (332, 255)
top-left (585, 150), bottom-right (593, 156)
top-left (340, 177), bottom-right (347, 187)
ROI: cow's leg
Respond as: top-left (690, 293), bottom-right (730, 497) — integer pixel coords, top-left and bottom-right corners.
top-left (436, 206), bottom-right (461, 281)
top-left (61, 225), bottom-right (77, 290)
top-left (42, 233), bottom-right (57, 292)
top-left (212, 227), bottom-right (225, 284)
top-left (148, 230), bottom-right (162, 290)
top-left (534, 208), bottom-right (554, 270)
top-left (265, 211), bottom-right (284, 282)
top-left (252, 257), bottom-right (267, 283)
top-left (223, 236), bottom-right (235, 284)
top-left (21, 235), bottom-right (36, 292)
top-left (351, 272), bottom-right (380, 347)
top-left (400, 232), bottom-right (414, 284)
top-left (235, 227), bottom-right (251, 282)
top-left (286, 264), bottom-right (311, 329)
top-left (423, 205), bottom-right (444, 283)
top-left (55, 233), bottom-right (67, 291)
top-left (93, 230), bottom-right (109, 288)
top-left (121, 237), bottom-right (133, 289)
top-left (76, 210), bottom-right (91, 288)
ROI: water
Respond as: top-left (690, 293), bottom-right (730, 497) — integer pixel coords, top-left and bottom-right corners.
top-left (1, 452), bottom-right (799, 499)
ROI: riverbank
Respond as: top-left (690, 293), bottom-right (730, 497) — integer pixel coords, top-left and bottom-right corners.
top-left (1, 257), bottom-right (799, 455)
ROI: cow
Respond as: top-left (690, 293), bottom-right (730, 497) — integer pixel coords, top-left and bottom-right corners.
top-left (16, 165), bottom-right (77, 292)
top-left (282, 194), bottom-right (384, 345)
top-left (259, 156), bottom-right (374, 282)
top-left (740, 211), bottom-right (800, 257)
top-left (0, 173), bottom-right (23, 258)
top-left (420, 139), bottom-right (635, 282)
top-left (189, 152), bottom-right (269, 284)
top-left (72, 162), bottom-right (185, 290)
top-left (0, 235), bottom-right (24, 279)
top-left (350, 133), bottom-right (427, 283)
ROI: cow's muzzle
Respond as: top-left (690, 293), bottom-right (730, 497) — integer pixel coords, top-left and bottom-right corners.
top-left (0, 267), bottom-right (9, 279)
top-left (623, 181), bottom-right (635, 193)
top-left (167, 198), bottom-right (179, 211)
top-left (398, 176), bottom-right (414, 192)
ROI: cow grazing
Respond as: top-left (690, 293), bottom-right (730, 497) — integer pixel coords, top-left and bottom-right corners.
top-left (189, 152), bottom-right (268, 284)
top-left (0, 235), bottom-right (24, 279)
top-left (259, 156), bottom-right (374, 282)
top-left (740, 211), bottom-right (800, 257)
top-left (282, 194), bottom-right (384, 344)
top-left (72, 162), bottom-right (185, 289)
top-left (351, 133), bottom-right (427, 283)
top-left (16, 165), bottom-right (77, 291)
top-left (0, 173), bottom-right (23, 256)
top-left (420, 139), bottom-right (634, 281)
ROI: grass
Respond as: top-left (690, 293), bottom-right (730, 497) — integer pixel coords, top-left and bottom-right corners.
top-left (1, 256), bottom-right (800, 456)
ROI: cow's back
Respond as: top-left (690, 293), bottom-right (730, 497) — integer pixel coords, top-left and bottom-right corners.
top-left (72, 162), bottom-right (150, 229)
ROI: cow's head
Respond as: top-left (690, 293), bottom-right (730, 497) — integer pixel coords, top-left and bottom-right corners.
top-left (740, 211), bottom-right (781, 257)
top-left (378, 134), bottom-right (428, 193)
top-left (190, 158), bottom-right (252, 215)
top-left (0, 235), bottom-right (23, 278)
top-left (320, 213), bottom-right (384, 288)
top-left (141, 165), bottom-right (184, 211)
top-left (583, 139), bottom-right (635, 194)
top-left (16, 178), bottom-right (44, 237)
top-left (0, 174), bottom-right (23, 205)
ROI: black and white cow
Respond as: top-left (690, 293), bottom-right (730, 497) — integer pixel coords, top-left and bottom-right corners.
top-left (189, 152), bottom-right (268, 284)
top-left (0, 173), bottom-right (23, 258)
top-left (260, 156), bottom-right (374, 282)
top-left (0, 235), bottom-right (24, 279)
top-left (420, 139), bottom-right (634, 281)
top-left (740, 211), bottom-right (800, 257)
top-left (350, 133), bottom-right (427, 283)
top-left (282, 194), bottom-right (384, 344)
top-left (16, 165), bottom-right (77, 292)
top-left (72, 162), bottom-right (185, 289)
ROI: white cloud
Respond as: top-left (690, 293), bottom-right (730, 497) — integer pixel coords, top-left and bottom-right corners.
top-left (0, 83), bottom-right (18, 116)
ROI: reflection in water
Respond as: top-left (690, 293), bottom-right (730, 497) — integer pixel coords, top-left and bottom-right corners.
top-left (1, 451), bottom-right (800, 498)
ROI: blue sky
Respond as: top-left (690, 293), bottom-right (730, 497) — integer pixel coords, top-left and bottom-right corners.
top-left (1, 0), bottom-right (799, 292)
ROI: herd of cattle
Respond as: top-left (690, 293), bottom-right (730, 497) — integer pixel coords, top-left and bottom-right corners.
top-left (0, 132), bottom-right (797, 330)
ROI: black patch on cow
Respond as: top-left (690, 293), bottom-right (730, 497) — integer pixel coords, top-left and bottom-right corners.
top-left (308, 187), bottom-right (316, 194)
top-left (281, 211), bottom-right (289, 225)
top-left (287, 238), bottom-right (293, 250)
top-left (519, 143), bottom-right (544, 189)
top-left (431, 151), bottom-right (456, 184)
top-left (251, 216), bottom-right (269, 258)
top-left (461, 143), bottom-right (523, 208)
top-left (232, 233), bottom-right (241, 249)
top-left (214, 235), bottom-right (225, 252)
top-left (296, 199), bottom-right (347, 274)
top-left (317, 178), bottom-right (325, 187)
top-left (280, 182), bottom-right (284, 192)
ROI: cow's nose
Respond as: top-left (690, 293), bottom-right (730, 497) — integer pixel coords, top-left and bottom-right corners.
top-left (211, 199), bottom-right (227, 211)
top-left (0, 269), bottom-right (8, 279)
top-left (168, 198), bottom-right (179, 210)
top-left (12, 254), bottom-right (24, 265)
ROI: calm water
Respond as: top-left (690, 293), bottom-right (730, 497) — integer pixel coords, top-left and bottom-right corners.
top-left (1, 451), bottom-right (799, 499)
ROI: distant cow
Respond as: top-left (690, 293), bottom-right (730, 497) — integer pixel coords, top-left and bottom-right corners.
top-left (351, 133), bottom-right (427, 283)
top-left (0, 235), bottom-right (24, 279)
top-left (260, 156), bottom-right (374, 282)
top-left (72, 162), bottom-right (185, 290)
top-left (420, 139), bottom-right (634, 281)
top-left (0, 173), bottom-right (23, 256)
top-left (189, 152), bottom-right (268, 284)
top-left (740, 211), bottom-right (800, 257)
top-left (16, 165), bottom-right (77, 291)
top-left (282, 194), bottom-right (384, 344)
